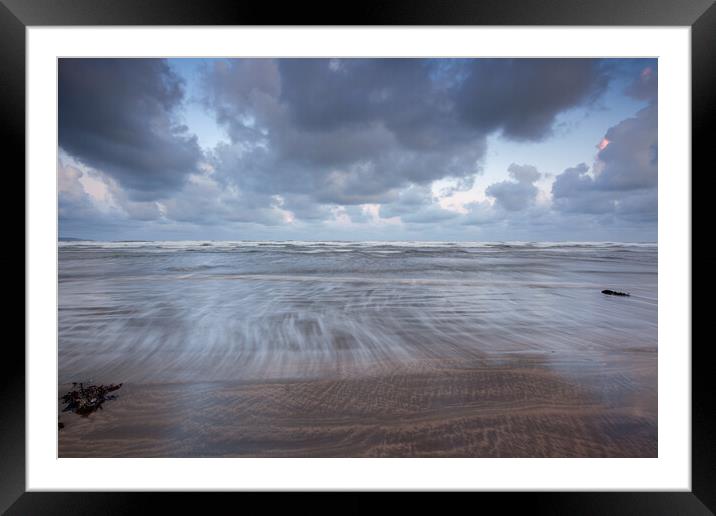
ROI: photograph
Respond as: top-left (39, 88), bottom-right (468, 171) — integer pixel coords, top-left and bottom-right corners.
top-left (56, 57), bottom-right (658, 458)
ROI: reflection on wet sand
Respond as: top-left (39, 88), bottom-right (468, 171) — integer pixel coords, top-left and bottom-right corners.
top-left (59, 354), bottom-right (656, 458)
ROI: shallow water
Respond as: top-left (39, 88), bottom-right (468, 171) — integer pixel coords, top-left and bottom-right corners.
top-left (58, 241), bottom-right (657, 385)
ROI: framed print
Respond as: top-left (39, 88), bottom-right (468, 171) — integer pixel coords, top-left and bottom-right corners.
top-left (5, 0), bottom-right (714, 512)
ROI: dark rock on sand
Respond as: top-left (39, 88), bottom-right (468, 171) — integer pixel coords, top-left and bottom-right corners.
top-left (61, 382), bottom-right (123, 417)
top-left (602, 289), bottom-right (630, 297)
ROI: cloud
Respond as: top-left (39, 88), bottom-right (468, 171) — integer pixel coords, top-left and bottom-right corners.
top-left (200, 58), bottom-right (604, 214)
top-left (460, 200), bottom-right (499, 226)
top-left (57, 58), bottom-right (657, 241)
top-left (58, 161), bottom-right (96, 221)
top-left (593, 104), bottom-right (657, 191)
top-left (59, 59), bottom-right (203, 201)
top-left (550, 163), bottom-right (609, 214)
top-left (401, 206), bottom-right (459, 224)
top-left (279, 193), bottom-right (333, 221)
top-left (58, 159), bottom-right (138, 238)
top-left (506, 163), bottom-right (541, 183)
top-left (161, 174), bottom-right (288, 226)
top-left (552, 103), bottom-right (657, 221)
top-left (625, 65), bottom-right (658, 101)
top-left (378, 185), bottom-right (433, 219)
top-left (59, 156), bottom-right (166, 228)
top-left (485, 163), bottom-right (542, 212)
top-left (456, 59), bottom-right (610, 141)
top-left (343, 205), bottom-right (374, 224)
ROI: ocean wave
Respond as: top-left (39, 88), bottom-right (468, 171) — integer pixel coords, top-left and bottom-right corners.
top-left (59, 240), bottom-right (657, 253)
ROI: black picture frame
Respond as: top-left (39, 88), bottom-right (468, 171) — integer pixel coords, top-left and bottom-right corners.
top-left (5, 0), bottom-right (713, 513)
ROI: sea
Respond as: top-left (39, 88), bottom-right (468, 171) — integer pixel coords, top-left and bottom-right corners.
top-left (58, 241), bottom-right (657, 385)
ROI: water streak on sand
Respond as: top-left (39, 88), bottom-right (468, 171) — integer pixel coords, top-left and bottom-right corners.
top-left (59, 241), bottom-right (656, 384)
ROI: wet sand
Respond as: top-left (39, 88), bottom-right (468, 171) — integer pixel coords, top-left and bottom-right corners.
top-left (59, 242), bottom-right (657, 457)
top-left (59, 354), bottom-right (657, 458)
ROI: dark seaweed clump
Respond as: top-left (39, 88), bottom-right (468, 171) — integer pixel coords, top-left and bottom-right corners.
top-left (601, 289), bottom-right (630, 297)
top-left (61, 382), bottom-right (123, 416)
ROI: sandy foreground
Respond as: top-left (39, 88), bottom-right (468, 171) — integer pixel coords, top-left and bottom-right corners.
top-left (58, 353), bottom-right (656, 458)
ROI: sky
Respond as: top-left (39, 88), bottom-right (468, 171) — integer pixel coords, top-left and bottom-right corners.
top-left (58, 58), bottom-right (657, 242)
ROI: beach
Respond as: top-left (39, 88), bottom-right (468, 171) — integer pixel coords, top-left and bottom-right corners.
top-left (58, 241), bottom-right (657, 457)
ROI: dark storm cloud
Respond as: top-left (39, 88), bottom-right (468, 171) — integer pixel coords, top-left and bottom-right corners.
top-left (201, 58), bottom-right (605, 214)
top-left (58, 57), bottom-right (657, 240)
top-left (594, 104), bottom-right (657, 191)
top-left (456, 59), bottom-right (610, 141)
top-left (625, 69), bottom-right (657, 101)
top-left (202, 58), bottom-right (484, 208)
top-left (278, 59), bottom-right (478, 152)
top-left (624, 62), bottom-right (658, 101)
top-left (59, 59), bottom-right (203, 201)
top-left (552, 103), bottom-right (657, 221)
